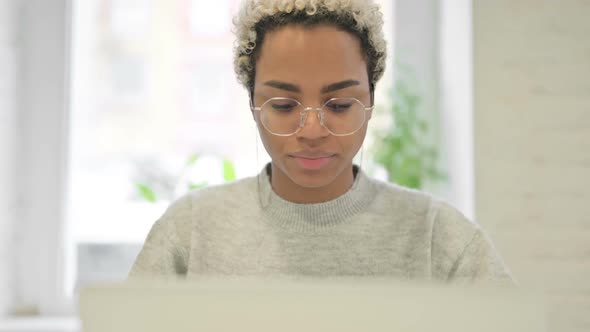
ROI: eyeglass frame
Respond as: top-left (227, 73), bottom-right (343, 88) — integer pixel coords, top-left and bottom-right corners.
top-left (249, 97), bottom-right (375, 137)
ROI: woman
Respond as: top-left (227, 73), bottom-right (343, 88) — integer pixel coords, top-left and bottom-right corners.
top-left (129, 0), bottom-right (514, 284)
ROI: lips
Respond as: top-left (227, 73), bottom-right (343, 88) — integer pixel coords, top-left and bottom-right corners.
top-left (289, 152), bottom-right (335, 170)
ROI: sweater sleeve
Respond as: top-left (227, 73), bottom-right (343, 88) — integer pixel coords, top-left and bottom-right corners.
top-left (128, 195), bottom-right (192, 278)
top-left (448, 228), bottom-right (516, 285)
top-left (430, 201), bottom-right (516, 285)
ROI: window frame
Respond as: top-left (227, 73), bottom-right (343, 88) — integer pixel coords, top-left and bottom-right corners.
top-left (15, 0), bottom-right (74, 315)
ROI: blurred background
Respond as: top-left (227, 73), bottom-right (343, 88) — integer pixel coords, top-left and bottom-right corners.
top-left (0, 0), bottom-right (588, 331)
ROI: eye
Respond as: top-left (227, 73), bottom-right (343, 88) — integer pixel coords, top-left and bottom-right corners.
top-left (270, 100), bottom-right (298, 113)
top-left (325, 100), bottom-right (353, 113)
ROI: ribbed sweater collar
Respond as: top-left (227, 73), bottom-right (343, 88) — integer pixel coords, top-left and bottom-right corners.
top-left (257, 163), bottom-right (378, 233)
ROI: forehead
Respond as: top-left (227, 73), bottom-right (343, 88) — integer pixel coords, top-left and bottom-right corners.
top-left (255, 25), bottom-right (368, 88)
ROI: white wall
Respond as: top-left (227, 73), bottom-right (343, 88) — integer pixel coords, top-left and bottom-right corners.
top-left (473, 1), bottom-right (590, 331)
top-left (0, 0), bottom-right (17, 317)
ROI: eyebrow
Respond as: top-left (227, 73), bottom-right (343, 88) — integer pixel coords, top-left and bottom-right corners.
top-left (263, 79), bottom-right (361, 94)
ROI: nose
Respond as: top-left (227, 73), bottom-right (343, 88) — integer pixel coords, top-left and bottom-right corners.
top-left (296, 109), bottom-right (329, 139)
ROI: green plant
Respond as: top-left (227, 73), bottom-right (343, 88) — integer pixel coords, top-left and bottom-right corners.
top-left (372, 78), bottom-right (446, 189)
top-left (134, 154), bottom-right (237, 203)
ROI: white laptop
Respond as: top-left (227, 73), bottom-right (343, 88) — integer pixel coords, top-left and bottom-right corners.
top-left (79, 277), bottom-right (546, 332)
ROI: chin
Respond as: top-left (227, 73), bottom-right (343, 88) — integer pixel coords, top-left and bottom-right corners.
top-left (283, 160), bottom-right (343, 189)
top-left (287, 171), bottom-right (336, 189)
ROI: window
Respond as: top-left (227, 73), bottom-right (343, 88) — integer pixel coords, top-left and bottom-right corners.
top-left (16, 0), bottom-right (477, 319)
top-left (66, 0), bottom-right (395, 303)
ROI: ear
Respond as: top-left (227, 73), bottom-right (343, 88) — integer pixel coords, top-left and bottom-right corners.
top-left (250, 103), bottom-right (260, 123)
top-left (249, 89), bottom-right (257, 121)
top-left (367, 85), bottom-right (375, 121)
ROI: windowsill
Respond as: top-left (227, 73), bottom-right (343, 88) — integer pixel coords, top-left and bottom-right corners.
top-left (0, 317), bottom-right (80, 332)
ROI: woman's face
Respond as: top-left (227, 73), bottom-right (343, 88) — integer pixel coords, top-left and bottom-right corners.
top-left (252, 24), bottom-right (371, 190)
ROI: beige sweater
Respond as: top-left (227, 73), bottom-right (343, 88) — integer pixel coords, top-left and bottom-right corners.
top-left (130, 164), bottom-right (514, 285)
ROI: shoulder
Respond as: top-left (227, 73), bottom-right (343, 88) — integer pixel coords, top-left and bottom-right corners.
top-left (428, 199), bottom-right (481, 256)
top-left (367, 178), bottom-right (510, 281)
top-left (368, 176), bottom-right (437, 221)
top-left (428, 200), bottom-right (514, 283)
top-left (158, 177), bottom-right (256, 228)
top-left (367, 176), bottom-right (479, 247)
top-left (184, 175), bottom-right (259, 210)
top-left (165, 174), bottom-right (259, 219)
top-left (422, 197), bottom-right (512, 283)
top-left (144, 175), bottom-right (258, 250)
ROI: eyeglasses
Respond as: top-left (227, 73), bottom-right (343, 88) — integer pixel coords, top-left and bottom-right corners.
top-left (250, 97), bottom-right (373, 137)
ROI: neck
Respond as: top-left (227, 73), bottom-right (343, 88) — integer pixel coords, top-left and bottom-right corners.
top-left (269, 163), bottom-right (355, 204)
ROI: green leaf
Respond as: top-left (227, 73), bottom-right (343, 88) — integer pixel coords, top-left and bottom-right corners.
top-left (223, 159), bottom-right (236, 181)
top-left (418, 120), bottom-right (428, 132)
top-left (405, 175), bottom-right (421, 189)
top-left (188, 182), bottom-right (208, 190)
top-left (136, 183), bottom-right (157, 203)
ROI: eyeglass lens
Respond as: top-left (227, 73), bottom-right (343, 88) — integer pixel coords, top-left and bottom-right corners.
top-left (260, 98), bottom-right (366, 135)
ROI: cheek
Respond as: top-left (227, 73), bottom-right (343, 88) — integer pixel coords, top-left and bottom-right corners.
top-left (340, 126), bottom-right (368, 157)
top-left (253, 113), bottom-right (274, 153)
top-left (256, 122), bottom-right (286, 157)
